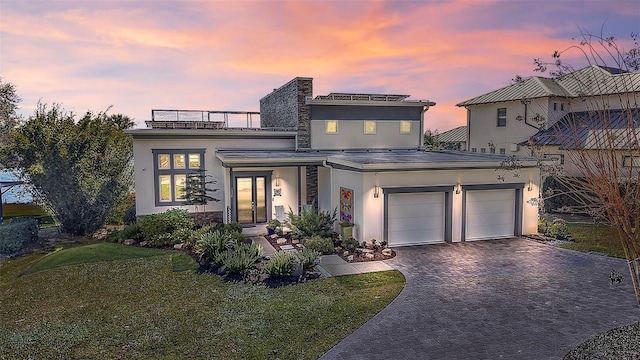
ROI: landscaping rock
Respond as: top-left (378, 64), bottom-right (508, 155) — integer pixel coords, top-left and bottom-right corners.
top-left (174, 243), bottom-right (184, 250)
top-left (360, 248), bottom-right (374, 254)
top-left (365, 253), bottom-right (375, 260)
top-left (292, 239), bottom-right (300, 244)
top-left (347, 255), bottom-right (354, 262)
top-left (382, 248), bottom-right (393, 256)
top-left (139, 241), bottom-right (148, 247)
top-left (292, 263), bottom-right (304, 277)
top-left (343, 251), bottom-right (350, 257)
top-left (276, 238), bottom-right (288, 245)
top-left (123, 239), bottom-right (135, 246)
top-left (270, 234), bottom-right (279, 239)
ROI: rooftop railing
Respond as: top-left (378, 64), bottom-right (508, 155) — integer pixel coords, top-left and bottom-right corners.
top-left (147, 109), bottom-right (261, 129)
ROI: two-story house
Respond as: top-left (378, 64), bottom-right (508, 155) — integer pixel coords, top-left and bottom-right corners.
top-left (457, 65), bottom-right (640, 175)
top-left (128, 77), bottom-right (541, 247)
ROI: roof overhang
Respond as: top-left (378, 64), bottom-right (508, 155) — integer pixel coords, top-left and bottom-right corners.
top-left (125, 128), bottom-right (296, 140)
top-left (306, 98), bottom-right (436, 108)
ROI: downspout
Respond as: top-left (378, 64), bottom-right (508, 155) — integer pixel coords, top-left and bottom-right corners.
top-left (522, 100), bottom-right (540, 130)
top-left (466, 108), bottom-right (471, 151)
top-left (419, 105), bottom-right (427, 150)
top-left (322, 160), bottom-right (334, 215)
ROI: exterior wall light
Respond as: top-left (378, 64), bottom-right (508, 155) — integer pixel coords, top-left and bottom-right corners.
top-left (275, 176), bottom-right (280, 187)
top-left (456, 182), bottom-right (462, 194)
top-left (374, 185), bottom-right (380, 198)
top-left (527, 179), bottom-right (533, 191)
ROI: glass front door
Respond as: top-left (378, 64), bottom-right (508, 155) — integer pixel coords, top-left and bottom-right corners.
top-left (235, 176), bottom-right (267, 224)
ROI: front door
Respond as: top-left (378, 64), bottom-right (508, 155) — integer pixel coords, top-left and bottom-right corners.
top-left (235, 176), bottom-right (268, 224)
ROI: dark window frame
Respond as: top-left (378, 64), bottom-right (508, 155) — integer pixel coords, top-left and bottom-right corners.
top-left (152, 149), bottom-right (206, 206)
top-left (497, 108), bottom-right (507, 127)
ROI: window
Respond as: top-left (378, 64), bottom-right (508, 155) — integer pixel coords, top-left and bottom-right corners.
top-left (623, 155), bottom-right (640, 167)
top-left (490, 148), bottom-right (496, 154)
top-left (481, 148), bottom-right (486, 153)
top-left (471, 148), bottom-right (477, 152)
top-left (153, 149), bottom-right (205, 205)
top-left (499, 148), bottom-right (506, 155)
top-left (325, 120), bottom-right (338, 134)
top-left (400, 121), bottom-right (412, 134)
top-left (497, 108), bottom-right (507, 127)
top-left (544, 154), bottom-right (565, 165)
top-left (553, 103), bottom-right (557, 111)
top-left (561, 103), bottom-right (565, 111)
top-left (364, 120), bottom-right (376, 134)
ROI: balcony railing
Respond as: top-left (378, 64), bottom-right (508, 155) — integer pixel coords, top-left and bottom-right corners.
top-left (146, 109), bottom-right (261, 129)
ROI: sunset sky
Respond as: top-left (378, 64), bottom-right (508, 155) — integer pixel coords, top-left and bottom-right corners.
top-left (1, 0), bottom-right (639, 131)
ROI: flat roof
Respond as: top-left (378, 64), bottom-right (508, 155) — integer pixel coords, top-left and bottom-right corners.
top-left (216, 149), bottom-right (541, 171)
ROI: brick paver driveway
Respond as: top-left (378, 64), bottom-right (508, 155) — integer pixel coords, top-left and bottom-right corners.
top-left (320, 238), bottom-right (640, 360)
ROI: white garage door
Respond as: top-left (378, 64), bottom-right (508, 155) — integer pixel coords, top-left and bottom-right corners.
top-left (388, 192), bottom-right (445, 246)
top-left (466, 189), bottom-right (515, 240)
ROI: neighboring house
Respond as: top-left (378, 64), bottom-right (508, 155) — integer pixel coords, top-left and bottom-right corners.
top-left (127, 77), bottom-right (541, 247)
top-left (457, 65), bottom-right (640, 175)
top-left (436, 126), bottom-right (467, 150)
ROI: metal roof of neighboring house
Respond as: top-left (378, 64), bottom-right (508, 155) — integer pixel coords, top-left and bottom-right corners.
top-left (457, 65), bottom-right (640, 107)
top-left (437, 126), bottom-right (467, 143)
top-left (528, 108), bottom-right (640, 150)
top-left (216, 149), bottom-right (541, 171)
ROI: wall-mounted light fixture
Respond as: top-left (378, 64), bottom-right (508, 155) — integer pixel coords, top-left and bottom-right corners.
top-left (527, 179), bottom-right (533, 191)
top-left (374, 185), bottom-right (380, 198)
top-left (456, 182), bottom-right (461, 194)
top-left (275, 176), bottom-right (280, 187)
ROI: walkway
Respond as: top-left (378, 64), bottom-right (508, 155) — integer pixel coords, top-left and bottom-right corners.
top-left (320, 238), bottom-right (640, 360)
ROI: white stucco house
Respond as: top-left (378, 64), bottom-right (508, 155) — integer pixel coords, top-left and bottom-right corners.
top-left (127, 77), bottom-right (541, 247)
top-left (457, 65), bottom-right (640, 176)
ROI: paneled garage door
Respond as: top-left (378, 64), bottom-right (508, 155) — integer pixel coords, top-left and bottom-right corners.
top-left (387, 192), bottom-right (445, 246)
top-left (465, 189), bottom-right (515, 240)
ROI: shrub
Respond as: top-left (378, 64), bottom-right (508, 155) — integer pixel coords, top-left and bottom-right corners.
top-left (123, 204), bottom-right (137, 225)
top-left (104, 223), bottom-right (143, 243)
top-left (303, 235), bottom-right (335, 254)
top-left (295, 248), bottom-right (320, 271)
top-left (137, 209), bottom-right (194, 244)
top-left (341, 236), bottom-right (359, 251)
top-left (542, 176), bottom-right (593, 214)
top-left (195, 230), bottom-right (230, 264)
top-left (0, 217), bottom-right (40, 254)
top-left (286, 207), bottom-right (337, 239)
top-left (538, 217), bottom-right (571, 240)
top-left (211, 222), bottom-right (243, 235)
top-left (264, 251), bottom-right (297, 277)
top-left (215, 243), bottom-right (263, 274)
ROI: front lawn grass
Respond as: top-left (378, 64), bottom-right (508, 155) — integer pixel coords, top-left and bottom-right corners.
top-left (557, 222), bottom-right (626, 259)
top-left (0, 245), bottom-right (405, 360)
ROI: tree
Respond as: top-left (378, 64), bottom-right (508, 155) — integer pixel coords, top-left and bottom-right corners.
top-left (2, 102), bottom-right (134, 235)
top-left (0, 78), bottom-right (21, 149)
top-left (531, 31), bottom-right (640, 305)
top-left (423, 129), bottom-right (441, 149)
top-left (183, 169), bottom-right (220, 224)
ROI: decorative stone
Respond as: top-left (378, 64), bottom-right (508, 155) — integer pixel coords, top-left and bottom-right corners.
top-left (292, 239), bottom-right (300, 244)
top-left (123, 239), bottom-right (135, 246)
top-left (270, 234), bottom-right (279, 239)
top-left (382, 248), bottom-right (393, 256)
top-left (139, 241), bottom-right (148, 247)
top-left (276, 238), bottom-right (288, 245)
top-left (174, 243), bottom-right (184, 250)
top-left (360, 248), bottom-right (374, 254)
top-left (343, 251), bottom-right (350, 257)
top-left (280, 244), bottom-right (295, 250)
top-left (347, 255), bottom-right (354, 262)
top-left (365, 253), bottom-right (375, 259)
top-left (292, 263), bottom-right (304, 277)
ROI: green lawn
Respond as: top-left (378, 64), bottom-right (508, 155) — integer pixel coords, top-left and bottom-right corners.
top-left (0, 244), bottom-right (405, 360)
top-left (556, 222), bottom-right (626, 259)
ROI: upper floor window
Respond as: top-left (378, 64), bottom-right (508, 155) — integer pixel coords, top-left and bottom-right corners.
top-left (471, 148), bottom-right (477, 152)
top-left (325, 120), bottom-right (338, 134)
top-left (400, 121), bottom-right (412, 134)
top-left (490, 148), bottom-right (496, 154)
top-left (480, 148), bottom-right (486, 153)
top-left (499, 148), bottom-right (506, 155)
top-left (553, 103), bottom-right (557, 111)
top-left (623, 155), bottom-right (640, 167)
top-left (561, 103), bottom-right (565, 111)
top-left (497, 108), bottom-right (507, 127)
top-left (153, 149), bottom-right (205, 206)
top-left (364, 120), bottom-right (376, 134)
